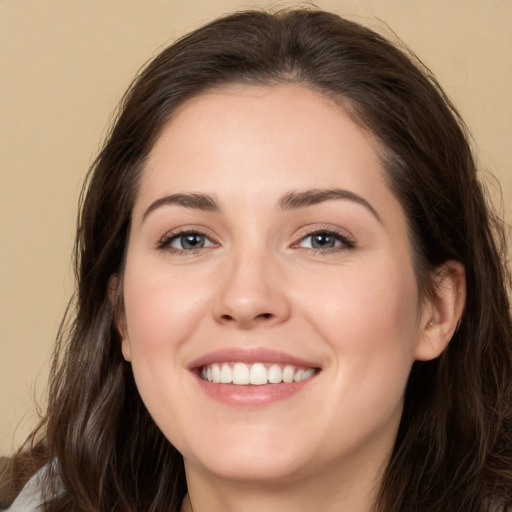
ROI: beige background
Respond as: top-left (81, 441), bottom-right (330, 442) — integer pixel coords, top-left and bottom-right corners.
top-left (1, 0), bottom-right (511, 456)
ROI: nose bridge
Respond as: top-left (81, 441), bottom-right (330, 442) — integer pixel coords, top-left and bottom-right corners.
top-left (214, 240), bottom-right (289, 328)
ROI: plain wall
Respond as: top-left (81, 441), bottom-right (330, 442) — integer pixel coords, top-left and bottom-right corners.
top-left (1, 0), bottom-right (511, 456)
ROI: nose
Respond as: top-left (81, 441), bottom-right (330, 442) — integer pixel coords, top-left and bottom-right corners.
top-left (212, 247), bottom-right (291, 329)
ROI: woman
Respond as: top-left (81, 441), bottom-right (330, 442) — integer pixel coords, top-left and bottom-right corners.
top-left (1, 8), bottom-right (511, 512)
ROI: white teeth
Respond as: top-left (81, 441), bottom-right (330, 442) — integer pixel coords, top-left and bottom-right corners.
top-left (249, 363), bottom-right (268, 385)
top-left (303, 368), bottom-right (315, 380)
top-left (201, 362), bottom-right (315, 385)
top-left (212, 363), bottom-right (221, 383)
top-left (293, 369), bottom-right (304, 382)
top-left (282, 365), bottom-right (295, 383)
top-left (232, 362), bottom-right (250, 385)
top-left (220, 363), bottom-right (232, 383)
top-left (268, 364), bottom-right (282, 384)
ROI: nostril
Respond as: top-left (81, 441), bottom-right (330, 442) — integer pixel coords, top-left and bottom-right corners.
top-left (219, 313), bottom-right (276, 325)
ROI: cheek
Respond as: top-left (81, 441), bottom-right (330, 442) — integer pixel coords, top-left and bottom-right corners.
top-left (122, 260), bottom-right (212, 354)
top-left (298, 255), bottom-right (421, 392)
top-left (120, 260), bottom-right (213, 444)
top-left (311, 253), bottom-right (418, 340)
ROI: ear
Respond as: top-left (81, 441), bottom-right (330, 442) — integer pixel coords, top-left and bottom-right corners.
top-left (108, 274), bottom-right (132, 362)
top-left (120, 328), bottom-right (132, 362)
top-left (414, 260), bottom-right (466, 361)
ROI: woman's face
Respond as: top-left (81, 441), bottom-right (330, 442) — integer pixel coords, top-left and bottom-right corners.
top-left (120, 84), bottom-right (435, 486)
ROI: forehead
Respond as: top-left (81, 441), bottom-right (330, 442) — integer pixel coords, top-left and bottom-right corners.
top-left (138, 84), bottom-right (392, 207)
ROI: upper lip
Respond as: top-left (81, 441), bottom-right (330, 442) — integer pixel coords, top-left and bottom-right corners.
top-left (188, 347), bottom-right (321, 370)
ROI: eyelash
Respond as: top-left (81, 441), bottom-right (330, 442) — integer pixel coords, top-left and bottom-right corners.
top-left (156, 228), bottom-right (356, 255)
top-left (157, 229), bottom-right (217, 255)
top-left (293, 228), bottom-right (356, 254)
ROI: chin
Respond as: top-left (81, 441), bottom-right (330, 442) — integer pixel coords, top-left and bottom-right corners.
top-left (189, 451), bottom-right (311, 484)
top-left (180, 425), bottom-right (317, 484)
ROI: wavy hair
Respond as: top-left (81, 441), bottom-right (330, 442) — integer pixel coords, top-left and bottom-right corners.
top-left (2, 8), bottom-right (511, 512)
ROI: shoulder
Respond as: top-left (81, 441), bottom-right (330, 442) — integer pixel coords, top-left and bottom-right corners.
top-left (6, 465), bottom-right (48, 512)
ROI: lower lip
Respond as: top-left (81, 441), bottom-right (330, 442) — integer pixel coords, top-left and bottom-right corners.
top-left (193, 373), bottom-right (316, 406)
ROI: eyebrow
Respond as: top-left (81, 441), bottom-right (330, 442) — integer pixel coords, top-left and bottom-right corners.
top-left (142, 188), bottom-right (381, 223)
top-left (142, 193), bottom-right (220, 222)
top-left (279, 188), bottom-right (381, 222)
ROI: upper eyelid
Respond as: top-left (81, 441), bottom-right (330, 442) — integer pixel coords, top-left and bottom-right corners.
top-left (293, 226), bottom-right (355, 242)
top-left (160, 225), bottom-right (217, 239)
top-left (157, 227), bottom-right (219, 249)
top-left (291, 227), bottom-right (357, 251)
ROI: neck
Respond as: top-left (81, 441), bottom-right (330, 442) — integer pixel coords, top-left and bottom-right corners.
top-left (183, 453), bottom-right (386, 512)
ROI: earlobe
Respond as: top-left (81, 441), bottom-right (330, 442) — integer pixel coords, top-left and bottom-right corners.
top-left (108, 274), bottom-right (132, 362)
top-left (121, 335), bottom-right (132, 362)
top-left (117, 313), bottom-right (131, 362)
top-left (415, 260), bottom-right (466, 361)
top-left (117, 315), bottom-right (132, 362)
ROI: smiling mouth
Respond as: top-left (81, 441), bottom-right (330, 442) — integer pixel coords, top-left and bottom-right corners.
top-left (200, 362), bottom-right (317, 385)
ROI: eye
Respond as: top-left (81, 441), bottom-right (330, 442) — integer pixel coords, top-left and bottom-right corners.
top-left (296, 229), bottom-right (355, 251)
top-left (158, 231), bottom-right (216, 252)
top-left (300, 232), bottom-right (340, 249)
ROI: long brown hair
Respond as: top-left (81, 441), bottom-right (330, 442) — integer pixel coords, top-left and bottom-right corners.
top-left (2, 8), bottom-right (511, 512)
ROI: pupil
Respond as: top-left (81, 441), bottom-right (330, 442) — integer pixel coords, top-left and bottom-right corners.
top-left (312, 233), bottom-right (334, 248)
top-left (182, 234), bottom-right (204, 249)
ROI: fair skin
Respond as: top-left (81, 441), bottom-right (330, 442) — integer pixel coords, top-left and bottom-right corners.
top-left (119, 84), bottom-right (465, 512)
